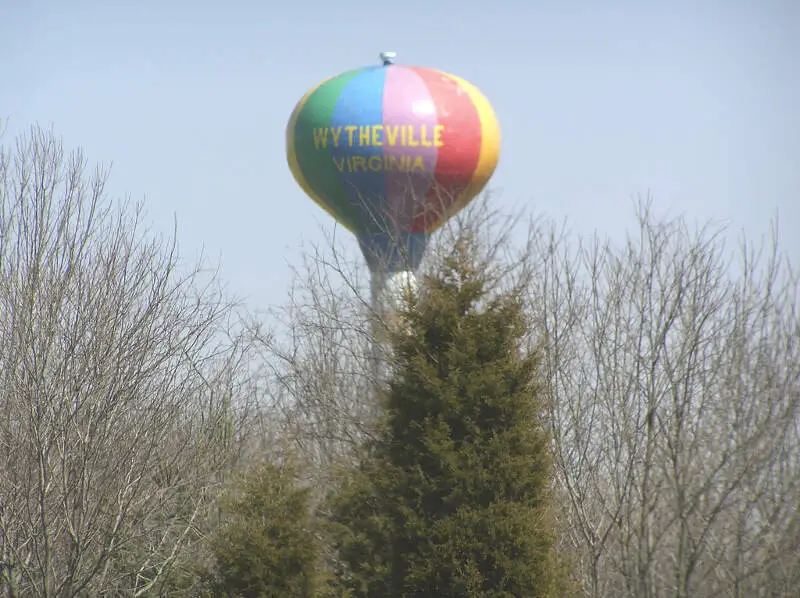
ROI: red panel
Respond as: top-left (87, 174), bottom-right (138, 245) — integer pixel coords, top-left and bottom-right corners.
top-left (409, 67), bottom-right (482, 232)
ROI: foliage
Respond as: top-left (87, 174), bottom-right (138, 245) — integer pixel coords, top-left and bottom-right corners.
top-left (326, 232), bottom-right (569, 597)
top-left (207, 458), bottom-right (322, 598)
top-left (5, 118), bottom-right (795, 598)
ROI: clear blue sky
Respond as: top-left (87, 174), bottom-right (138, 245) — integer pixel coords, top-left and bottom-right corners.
top-left (2, 0), bottom-right (798, 310)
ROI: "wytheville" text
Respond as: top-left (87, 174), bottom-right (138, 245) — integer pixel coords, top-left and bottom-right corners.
top-left (312, 124), bottom-right (445, 150)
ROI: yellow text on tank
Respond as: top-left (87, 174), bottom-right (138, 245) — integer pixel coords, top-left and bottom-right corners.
top-left (312, 125), bottom-right (445, 150)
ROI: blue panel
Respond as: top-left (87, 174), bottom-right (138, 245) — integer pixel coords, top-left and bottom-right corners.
top-left (330, 66), bottom-right (388, 236)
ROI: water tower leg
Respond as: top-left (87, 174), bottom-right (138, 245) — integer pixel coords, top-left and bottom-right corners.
top-left (366, 268), bottom-right (417, 416)
top-left (368, 271), bottom-right (387, 420)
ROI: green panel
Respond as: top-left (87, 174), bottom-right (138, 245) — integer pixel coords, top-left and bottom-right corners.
top-left (294, 70), bottom-right (362, 232)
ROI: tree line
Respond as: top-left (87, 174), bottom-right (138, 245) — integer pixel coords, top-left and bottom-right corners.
top-left (0, 126), bottom-right (797, 597)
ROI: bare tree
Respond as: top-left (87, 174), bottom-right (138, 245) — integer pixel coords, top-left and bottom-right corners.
top-left (253, 238), bottom-right (378, 483)
top-left (0, 126), bottom-right (256, 597)
top-left (529, 200), bottom-right (800, 597)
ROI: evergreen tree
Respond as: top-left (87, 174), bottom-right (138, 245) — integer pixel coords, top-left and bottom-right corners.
top-left (208, 459), bottom-right (321, 598)
top-left (327, 235), bottom-right (568, 597)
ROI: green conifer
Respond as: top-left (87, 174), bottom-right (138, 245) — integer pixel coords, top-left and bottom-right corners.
top-left (209, 460), bottom-right (320, 598)
top-left (327, 234), bottom-right (568, 597)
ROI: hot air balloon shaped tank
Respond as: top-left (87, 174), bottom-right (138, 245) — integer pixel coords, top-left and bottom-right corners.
top-left (286, 52), bottom-right (501, 311)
